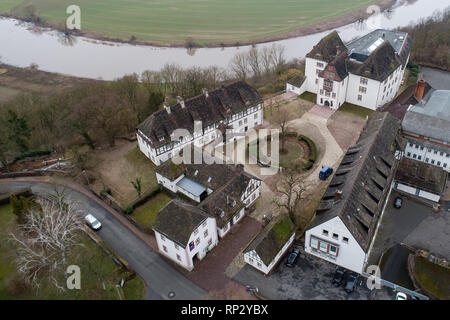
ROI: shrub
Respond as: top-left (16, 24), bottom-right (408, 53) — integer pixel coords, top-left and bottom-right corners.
top-left (13, 150), bottom-right (51, 162)
top-left (124, 205), bottom-right (134, 215)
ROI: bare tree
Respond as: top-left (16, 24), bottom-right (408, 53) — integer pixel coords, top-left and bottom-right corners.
top-left (247, 47), bottom-right (262, 79)
top-left (270, 44), bottom-right (286, 71)
top-left (230, 51), bottom-right (249, 80)
top-left (272, 108), bottom-right (294, 152)
top-left (9, 190), bottom-right (84, 291)
top-left (273, 170), bottom-right (309, 224)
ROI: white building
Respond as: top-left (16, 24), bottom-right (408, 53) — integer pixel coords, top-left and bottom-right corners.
top-left (155, 162), bottom-right (261, 238)
top-left (244, 214), bottom-right (296, 275)
top-left (155, 162), bottom-right (261, 207)
top-left (153, 200), bottom-right (219, 271)
top-left (394, 157), bottom-right (447, 203)
top-left (402, 88), bottom-right (450, 172)
top-left (288, 29), bottom-right (412, 111)
top-left (136, 81), bottom-right (264, 166)
top-left (305, 112), bottom-right (403, 273)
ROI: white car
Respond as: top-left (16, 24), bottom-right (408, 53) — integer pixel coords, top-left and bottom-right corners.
top-left (396, 292), bottom-right (408, 300)
top-left (85, 214), bottom-right (102, 230)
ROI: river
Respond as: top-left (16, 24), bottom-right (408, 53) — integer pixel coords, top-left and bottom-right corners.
top-left (1, 0), bottom-right (449, 80)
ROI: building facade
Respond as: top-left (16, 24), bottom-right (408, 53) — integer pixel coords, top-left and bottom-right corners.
top-left (402, 89), bottom-right (450, 172)
top-left (136, 81), bottom-right (263, 166)
top-left (289, 29), bottom-right (412, 111)
top-left (305, 112), bottom-right (404, 274)
top-left (153, 200), bottom-right (219, 271)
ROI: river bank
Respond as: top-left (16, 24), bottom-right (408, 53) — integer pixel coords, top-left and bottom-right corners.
top-left (0, 0), bottom-right (393, 49)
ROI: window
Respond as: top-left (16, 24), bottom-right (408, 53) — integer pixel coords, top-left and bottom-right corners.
top-left (415, 145), bottom-right (419, 149)
top-left (343, 237), bottom-right (349, 243)
top-left (324, 79), bottom-right (333, 90)
top-left (316, 69), bottom-right (321, 75)
top-left (160, 234), bottom-right (166, 242)
top-left (163, 245), bottom-right (168, 253)
top-left (194, 228), bottom-right (198, 235)
top-left (204, 230), bottom-right (208, 238)
top-left (332, 93), bottom-right (336, 99)
top-left (195, 238), bottom-right (200, 246)
top-left (310, 237), bottom-right (319, 249)
top-left (322, 230), bottom-right (329, 236)
top-left (244, 118), bottom-right (248, 124)
top-left (440, 152), bottom-right (444, 156)
top-left (202, 221), bottom-right (207, 228)
top-left (359, 86), bottom-right (367, 94)
top-left (320, 89), bottom-right (324, 95)
top-left (257, 262), bottom-right (262, 268)
top-left (315, 78), bottom-right (318, 85)
top-left (174, 244), bottom-right (179, 250)
top-left (413, 154), bottom-right (417, 159)
top-left (329, 245), bottom-right (338, 256)
top-left (431, 160), bottom-right (435, 164)
top-left (176, 254), bottom-right (181, 261)
top-left (316, 62), bottom-right (324, 68)
top-left (426, 158), bottom-right (429, 163)
top-left (254, 113), bottom-right (258, 119)
top-left (249, 258), bottom-right (254, 263)
top-left (420, 146), bottom-right (424, 150)
top-left (332, 233), bottom-right (338, 240)
top-left (444, 163), bottom-right (447, 168)
top-left (418, 155), bottom-right (422, 160)
top-left (319, 241), bottom-right (328, 252)
top-left (407, 152), bottom-right (411, 157)
top-left (437, 161), bottom-right (441, 166)
top-left (208, 238), bottom-right (212, 246)
top-left (360, 77), bottom-right (368, 85)
top-left (357, 95), bottom-right (362, 101)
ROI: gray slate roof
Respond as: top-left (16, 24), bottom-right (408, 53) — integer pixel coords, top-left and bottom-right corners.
top-left (153, 199), bottom-right (209, 247)
top-left (402, 90), bottom-right (450, 143)
top-left (308, 29), bottom-right (411, 82)
top-left (346, 29), bottom-right (411, 67)
top-left (308, 112), bottom-right (404, 252)
top-left (287, 75), bottom-right (306, 88)
top-left (396, 157), bottom-right (447, 195)
top-left (137, 81), bottom-right (263, 149)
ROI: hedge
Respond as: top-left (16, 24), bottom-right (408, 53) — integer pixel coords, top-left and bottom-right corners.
top-left (13, 150), bottom-right (51, 162)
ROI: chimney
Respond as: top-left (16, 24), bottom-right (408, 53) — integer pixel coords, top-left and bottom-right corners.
top-left (415, 79), bottom-right (426, 101)
top-left (163, 102), bottom-right (171, 114)
top-left (202, 88), bottom-right (209, 98)
top-left (334, 189), bottom-right (343, 201)
top-left (176, 96), bottom-right (185, 109)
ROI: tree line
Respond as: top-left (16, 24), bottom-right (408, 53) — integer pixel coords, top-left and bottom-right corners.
top-left (400, 8), bottom-right (450, 71)
top-left (0, 44), bottom-right (306, 169)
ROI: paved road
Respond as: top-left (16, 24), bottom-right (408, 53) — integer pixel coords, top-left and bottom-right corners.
top-left (0, 181), bottom-right (207, 300)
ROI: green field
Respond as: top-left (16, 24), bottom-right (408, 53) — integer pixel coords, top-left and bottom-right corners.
top-left (2, 0), bottom-right (381, 45)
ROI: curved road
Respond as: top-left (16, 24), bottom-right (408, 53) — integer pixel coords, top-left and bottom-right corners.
top-left (0, 180), bottom-right (206, 300)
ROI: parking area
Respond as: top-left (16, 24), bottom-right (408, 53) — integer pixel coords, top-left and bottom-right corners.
top-left (368, 190), bottom-right (450, 267)
top-left (233, 246), bottom-right (393, 300)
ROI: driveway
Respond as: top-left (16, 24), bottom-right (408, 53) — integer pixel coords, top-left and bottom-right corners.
top-left (0, 180), bottom-right (207, 300)
top-left (233, 246), bottom-right (393, 300)
top-left (368, 190), bottom-right (450, 266)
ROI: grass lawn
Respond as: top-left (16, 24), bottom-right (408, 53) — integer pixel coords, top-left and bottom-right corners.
top-left (0, 203), bottom-right (145, 299)
top-left (413, 256), bottom-right (450, 300)
top-left (338, 102), bottom-right (374, 118)
top-left (132, 192), bottom-right (171, 227)
top-left (298, 92), bottom-right (317, 104)
top-left (3, 0), bottom-right (382, 45)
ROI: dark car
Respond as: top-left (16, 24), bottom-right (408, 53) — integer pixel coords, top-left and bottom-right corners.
top-left (285, 247), bottom-right (300, 268)
top-left (331, 268), bottom-right (346, 286)
top-left (319, 166), bottom-right (333, 180)
top-left (393, 197), bottom-right (403, 209)
top-left (344, 272), bottom-right (359, 293)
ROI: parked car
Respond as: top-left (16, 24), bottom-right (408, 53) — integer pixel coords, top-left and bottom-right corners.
top-left (396, 292), bottom-right (408, 300)
top-left (85, 214), bottom-right (102, 230)
top-left (393, 197), bottom-right (403, 209)
top-left (285, 247), bottom-right (300, 268)
top-left (331, 268), bottom-right (346, 286)
top-left (344, 272), bottom-right (359, 293)
top-left (319, 166), bottom-right (333, 180)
